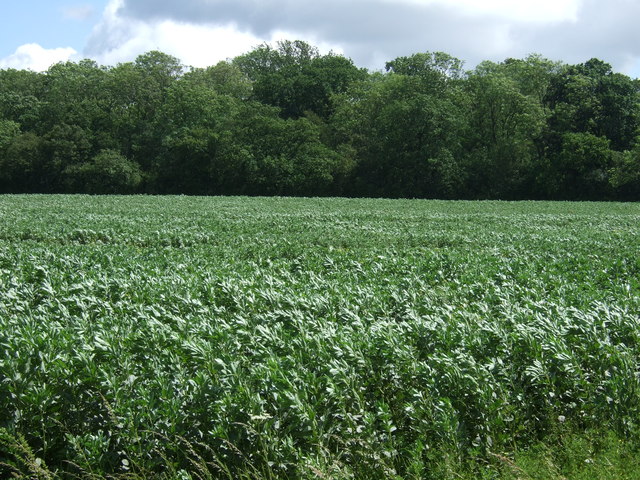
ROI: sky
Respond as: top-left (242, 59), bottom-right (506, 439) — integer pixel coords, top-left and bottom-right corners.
top-left (2, 0), bottom-right (640, 77)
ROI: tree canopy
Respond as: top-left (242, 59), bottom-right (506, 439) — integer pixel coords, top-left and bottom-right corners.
top-left (1, 41), bottom-right (639, 199)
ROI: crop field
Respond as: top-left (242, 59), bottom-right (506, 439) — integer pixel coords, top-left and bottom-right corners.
top-left (1, 195), bottom-right (639, 479)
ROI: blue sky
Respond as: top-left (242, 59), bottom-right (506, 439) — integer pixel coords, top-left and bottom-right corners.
top-left (1, 0), bottom-right (640, 77)
top-left (1, 2), bottom-right (101, 52)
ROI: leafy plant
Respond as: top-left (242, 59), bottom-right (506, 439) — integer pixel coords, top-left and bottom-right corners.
top-left (0, 195), bottom-right (639, 478)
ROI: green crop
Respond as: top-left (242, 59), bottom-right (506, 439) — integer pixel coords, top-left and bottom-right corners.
top-left (0, 195), bottom-right (639, 479)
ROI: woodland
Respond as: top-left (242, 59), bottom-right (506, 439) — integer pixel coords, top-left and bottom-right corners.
top-left (1, 40), bottom-right (639, 200)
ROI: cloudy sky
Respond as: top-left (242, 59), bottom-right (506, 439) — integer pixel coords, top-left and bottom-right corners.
top-left (2, 0), bottom-right (640, 76)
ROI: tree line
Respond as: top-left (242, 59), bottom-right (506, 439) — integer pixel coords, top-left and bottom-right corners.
top-left (1, 40), bottom-right (639, 199)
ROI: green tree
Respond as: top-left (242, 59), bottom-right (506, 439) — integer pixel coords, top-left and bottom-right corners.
top-left (1, 46), bottom-right (637, 199)
top-left (64, 149), bottom-right (142, 194)
top-left (464, 66), bottom-right (546, 198)
top-left (234, 40), bottom-right (366, 119)
top-left (0, 119), bottom-right (20, 152)
top-left (0, 68), bottom-right (44, 131)
top-left (545, 59), bottom-right (640, 151)
top-left (0, 119), bottom-right (21, 192)
top-left (556, 132), bottom-right (612, 199)
top-left (41, 60), bottom-right (110, 132)
top-left (234, 40), bottom-right (318, 80)
top-left (332, 65), bottom-right (467, 198)
top-left (105, 52), bottom-right (184, 175)
top-left (104, 61), bottom-right (143, 158)
top-left (183, 61), bottom-right (253, 99)
top-left (385, 51), bottom-right (465, 83)
top-left (540, 58), bottom-right (639, 198)
top-left (478, 55), bottom-right (565, 105)
top-left (0, 132), bottom-right (44, 192)
top-left (150, 78), bottom-right (246, 194)
top-left (609, 146), bottom-right (640, 200)
top-left (230, 103), bottom-right (345, 195)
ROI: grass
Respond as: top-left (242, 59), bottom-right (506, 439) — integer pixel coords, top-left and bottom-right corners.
top-left (0, 195), bottom-right (639, 479)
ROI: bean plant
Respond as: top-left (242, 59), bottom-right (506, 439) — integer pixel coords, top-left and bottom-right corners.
top-left (0, 195), bottom-right (639, 479)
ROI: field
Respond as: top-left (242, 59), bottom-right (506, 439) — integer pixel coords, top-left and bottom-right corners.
top-left (1, 195), bottom-right (639, 479)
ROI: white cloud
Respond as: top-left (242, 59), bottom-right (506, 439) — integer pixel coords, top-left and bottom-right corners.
top-left (0, 43), bottom-right (78, 72)
top-left (624, 58), bottom-right (640, 79)
top-left (410, 0), bottom-right (581, 23)
top-left (89, 19), bottom-right (264, 67)
top-left (85, 0), bottom-right (343, 67)
top-left (82, 0), bottom-right (640, 77)
top-left (62, 4), bottom-right (95, 21)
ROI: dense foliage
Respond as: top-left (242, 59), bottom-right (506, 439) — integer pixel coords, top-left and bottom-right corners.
top-left (1, 195), bottom-right (639, 479)
top-left (1, 41), bottom-right (639, 199)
